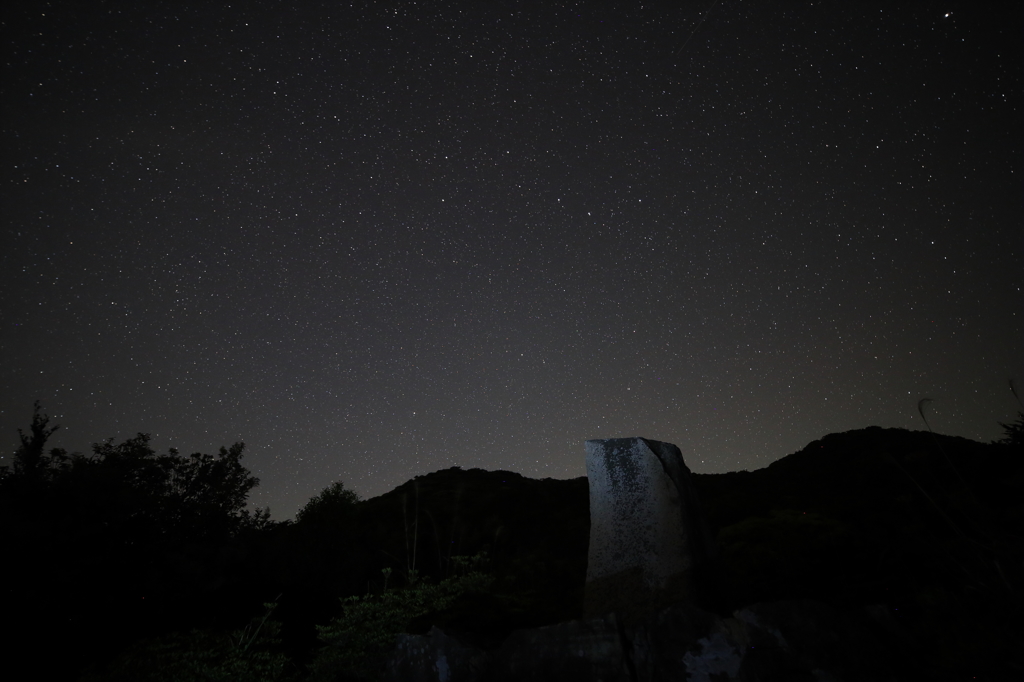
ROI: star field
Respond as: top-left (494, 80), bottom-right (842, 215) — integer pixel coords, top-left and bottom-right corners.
top-left (2, 1), bottom-right (1020, 519)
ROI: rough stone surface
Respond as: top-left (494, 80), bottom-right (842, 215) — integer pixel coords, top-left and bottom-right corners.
top-left (381, 600), bottom-right (896, 681)
top-left (490, 612), bottom-right (632, 682)
top-left (630, 601), bottom-right (736, 682)
top-left (583, 437), bottom-right (713, 623)
top-left (383, 626), bottom-right (490, 682)
top-left (733, 600), bottom-right (898, 682)
top-left (631, 599), bottom-right (898, 682)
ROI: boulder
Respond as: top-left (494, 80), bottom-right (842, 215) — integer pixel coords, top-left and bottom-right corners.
top-left (631, 599), bottom-right (898, 682)
top-left (733, 600), bottom-right (898, 682)
top-left (383, 626), bottom-right (491, 682)
top-left (490, 612), bottom-right (632, 682)
top-left (583, 438), bottom-right (714, 624)
top-left (383, 615), bottom-right (632, 682)
top-left (630, 601), bottom-right (741, 682)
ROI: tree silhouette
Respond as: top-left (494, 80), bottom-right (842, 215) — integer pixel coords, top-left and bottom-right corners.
top-left (997, 412), bottom-right (1024, 452)
top-left (3, 400), bottom-right (62, 481)
top-left (0, 402), bottom-right (269, 681)
top-left (295, 480), bottom-right (360, 528)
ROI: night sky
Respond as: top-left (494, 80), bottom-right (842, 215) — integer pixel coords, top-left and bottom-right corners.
top-left (2, 1), bottom-right (1021, 520)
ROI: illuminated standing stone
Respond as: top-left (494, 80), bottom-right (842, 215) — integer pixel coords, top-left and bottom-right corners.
top-left (583, 437), bottom-right (713, 624)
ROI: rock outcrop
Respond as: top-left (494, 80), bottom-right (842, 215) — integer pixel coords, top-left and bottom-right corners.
top-left (384, 626), bottom-right (491, 682)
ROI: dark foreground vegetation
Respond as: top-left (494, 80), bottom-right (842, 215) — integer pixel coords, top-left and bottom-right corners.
top-left (1, 402), bottom-right (1022, 681)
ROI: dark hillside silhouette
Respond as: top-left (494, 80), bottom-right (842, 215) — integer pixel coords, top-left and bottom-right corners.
top-left (256, 468), bottom-right (590, 663)
top-left (693, 426), bottom-right (1024, 679)
top-left (2, 403), bottom-right (1021, 680)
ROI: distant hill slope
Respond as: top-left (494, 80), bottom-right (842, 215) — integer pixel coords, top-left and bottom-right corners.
top-left (354, 466), bottom-right (591, 628)
top-left (695, 425), bottom-right (1022, 530)
top-left (288, 425), bottom-right (1023, 613)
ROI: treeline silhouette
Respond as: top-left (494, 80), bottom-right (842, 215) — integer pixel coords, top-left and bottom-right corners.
top-left (1, 402), bottom-right (1022, 681)
top-left (0, 402), bottom-right (277, 680)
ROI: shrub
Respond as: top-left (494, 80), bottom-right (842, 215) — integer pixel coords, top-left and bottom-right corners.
top-left (87, 602), bottom-right (292, 682)
top-left (310, 555), bottom-right (492, 681)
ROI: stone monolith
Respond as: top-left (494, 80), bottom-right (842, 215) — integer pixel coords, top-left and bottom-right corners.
top-left (583, 438), bottom-right (714, 624)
